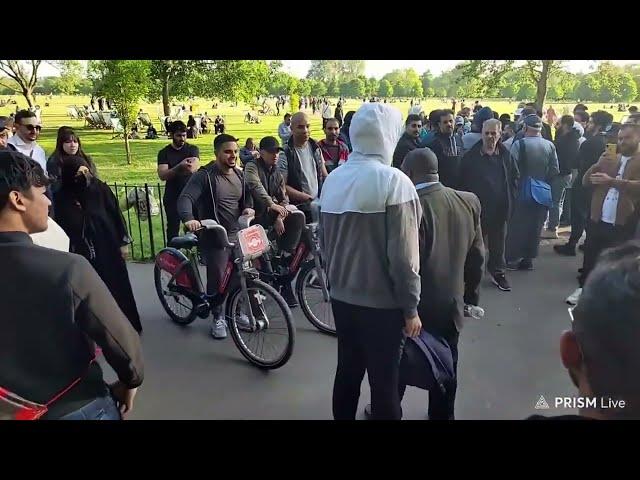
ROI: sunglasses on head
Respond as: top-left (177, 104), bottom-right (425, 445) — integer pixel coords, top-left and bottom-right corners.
top-left (22, 124), bottom-right (41, 132)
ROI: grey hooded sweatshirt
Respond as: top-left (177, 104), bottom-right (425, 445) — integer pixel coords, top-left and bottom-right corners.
top-left (319, 103), bottom-right (422, 318)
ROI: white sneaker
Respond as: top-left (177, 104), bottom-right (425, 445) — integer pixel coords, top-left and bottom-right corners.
top-left (235, 313), bottom-right (252, 332)
top-left (210, 317), bottom-right (227, 339)
top-left (566, 288), bottom-right (582, 306)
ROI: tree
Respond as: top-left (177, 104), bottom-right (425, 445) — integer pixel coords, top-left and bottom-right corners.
top-left (620, 73), bottom-right (638, 102)
top-left (342, 78), bottom-right (365, 98)
top-left (148, 60), bottom-right (270, 116)
top-left (49, 60), bottom-right (84, 95)
top-left (425, 87), bottom-right (435, 97)
top-left (310, 79), bottom-right (327, 97)
top-left (421, 70), bottom-right (433, 93)
top-left (516, 83), bottom-right (536, 101)
top-left (0, 60), bottom-right (43, 107)
top-left (327, 79), bottom-right (340, 97)
top-left (456, 60), bottom-right (564, 110)
top-left (378, 79), bottom-right (393, 98)
top-left (410, 82), bottom-right (424, 98)
top-left (307, 60), bottom-right (365, 83)
top-left (436, 87), bottom-right (447, 97)
top-left (296, 78), bottom-right (312, 97)
top-left (366, 77), bottom-right (379, 97)
top-left (97, 60), bottom-right (151, 165)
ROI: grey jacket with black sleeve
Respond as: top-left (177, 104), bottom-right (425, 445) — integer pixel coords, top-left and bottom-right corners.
top-left (243, 157), bottom-right (288, 222)
top-left (319, 103), bottom-right (422, 318)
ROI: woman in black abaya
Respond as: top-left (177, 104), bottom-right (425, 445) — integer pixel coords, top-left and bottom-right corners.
top-left (54, 156), bottom-right (142, 333)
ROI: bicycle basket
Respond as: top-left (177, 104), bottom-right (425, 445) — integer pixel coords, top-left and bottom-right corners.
top-left (237, 224), bottom-right (270, 261)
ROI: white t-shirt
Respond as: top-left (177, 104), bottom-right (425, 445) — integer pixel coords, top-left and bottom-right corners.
top-left (295, 144), bottom-right (319, 198)
top-left (601, 155), bottom-right (631, 225)
top-left (8, 135), bottom-right (47, 173)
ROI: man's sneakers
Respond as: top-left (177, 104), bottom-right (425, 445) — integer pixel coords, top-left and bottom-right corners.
top-left (506, 259), bottom-right (534, 271)
top-left (210, 316), bottom-right (227, 340)
top-left (491, 273), bottom-right (511, 291)
top-left (541, 228), bottom-right (558, 239)
top-left (280, 283), bottom-right (298, 308)
top-left (566, 288), bottom-right (582, 306)
top-left (554, 243), bottom-right (576, 256)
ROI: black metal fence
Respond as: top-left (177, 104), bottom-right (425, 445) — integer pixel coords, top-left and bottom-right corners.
top-left (108, 182), bottom-right (168, 262)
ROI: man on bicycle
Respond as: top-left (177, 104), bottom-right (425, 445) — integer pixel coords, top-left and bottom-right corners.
top-left (178, 134), bottom-right (254, 339)
top-left (277, 112), bottom-right (328, 224)
top-left (244, 136), bottom-right (305, 307)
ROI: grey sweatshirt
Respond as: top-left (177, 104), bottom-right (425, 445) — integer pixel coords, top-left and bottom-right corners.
top-left (319, 103), bottom-right (422, 318)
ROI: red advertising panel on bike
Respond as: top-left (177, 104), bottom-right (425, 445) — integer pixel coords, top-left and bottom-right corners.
top-left (237, 225), bottom-right (269, 260)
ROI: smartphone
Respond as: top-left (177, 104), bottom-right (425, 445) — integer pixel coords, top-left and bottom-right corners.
top-left (606, 143), bottom-right (617, 155)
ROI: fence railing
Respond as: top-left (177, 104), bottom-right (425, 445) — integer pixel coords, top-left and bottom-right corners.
top-left (108, 182), bottom-right (168, 262)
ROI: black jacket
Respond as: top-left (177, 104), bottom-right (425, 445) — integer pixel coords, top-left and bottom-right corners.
top-left (575, 133), bottom-right (606, 191)
top-left (458, 141), bottom-right (520, 221)
top-left (0, 232), bottom-right (143, 419)
top-left (554, 128), bottom-right (580, 175)
top-left (282, 137), bottom-right (324, 197)
top-left (177, 161), bottom-right (253, 226)
top-left (427, 133), bottom-right (464, 189)
top-left (416, 184), bottom-right (485, 336)
top-left (392, 132), bottom-right (420, 168)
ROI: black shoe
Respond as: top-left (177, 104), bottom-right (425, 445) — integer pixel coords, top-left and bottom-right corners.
top-left (280, 284), bottom-right (298, 308)
top-left (491, 273), bottom-right (511, 291)
top-left (519, 259), bottom-right (534, 271)
top-left (578, 243), bottom-right (585, 252)
top-left (554, 243), bottom-right (576, 256)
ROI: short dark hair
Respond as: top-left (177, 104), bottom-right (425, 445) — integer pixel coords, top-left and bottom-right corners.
top-left (428, 109), bottom-right (443, 126)
top-left (169, 120), bottom-right (187, 134)
top-left (560, 115), bottom-right (574, 128)
top-left (574, 111), bottom-right (589, 124)
top-left (574, 103), bottom-right (588, 113)
top-left (214, 133), bottom-right (238, 152)
top-left (406, 114), bottom-right (422, 126)
top-left (499, 113), bottom-right (511, 122)
top-left (14, 110), bottom-right (36, 125)
top-left (439, 109), bottom-right (454, 120)
top-left (591, 110), bottom-right (614, 129)
top-left (629, 106), bottom-right (638, 113)
top-left (284, 113), bottom-right (291, 120)
top-left (0, 150), bottom-right (49, 212)
top-left (572, 242), bottom-right (640, 415)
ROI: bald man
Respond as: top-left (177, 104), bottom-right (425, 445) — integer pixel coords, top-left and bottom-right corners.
top-left (399, 148), bottom-right (485, 420)
top-left (277, 112), bottom-right (328, 223)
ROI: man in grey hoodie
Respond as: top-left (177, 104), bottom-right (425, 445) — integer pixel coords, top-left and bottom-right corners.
top-left (320, 103), bottom-right (422, 420)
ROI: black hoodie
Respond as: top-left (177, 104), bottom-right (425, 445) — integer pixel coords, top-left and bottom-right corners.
top-left (554, 127), bottom-right (581, 175)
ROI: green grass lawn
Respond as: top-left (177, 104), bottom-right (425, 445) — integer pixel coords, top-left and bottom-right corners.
top-left (3, 94), bottom-right (631, 260)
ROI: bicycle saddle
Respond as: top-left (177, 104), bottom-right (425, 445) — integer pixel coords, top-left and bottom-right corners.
top-left (168, 233), bottom-right (199, 249)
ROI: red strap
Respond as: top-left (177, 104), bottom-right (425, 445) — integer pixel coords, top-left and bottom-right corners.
top-left (45, 356), bottom-right (96, 407)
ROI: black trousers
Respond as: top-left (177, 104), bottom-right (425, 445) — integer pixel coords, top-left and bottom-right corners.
top-left (398, 328), bottom-right (459, 420)
top-left (256, 209), bottom-right (305, 253)
top-left (481, 215), bottom-right (507, 275)
top-left (578, 220), bottom-right (635, 287)
top-left (568, 183), bottom-right (588, 246)
top-left (331, 299), bottom-right (405, 420)
top-left (163, 194), bottom-right (181, 242)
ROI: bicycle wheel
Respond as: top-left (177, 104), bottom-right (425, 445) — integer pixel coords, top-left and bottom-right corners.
top-left (226, 278), bottom-right (295, 369)
top-left (295, 260), bottom-right (336, 335)
top-left (154, 250), bottom-right (199, 326)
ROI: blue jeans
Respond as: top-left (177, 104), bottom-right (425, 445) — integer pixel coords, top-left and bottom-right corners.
top-left (58, 394), bottom-right (122, 420)
top-left (547, 174), bottom-right (572, 230)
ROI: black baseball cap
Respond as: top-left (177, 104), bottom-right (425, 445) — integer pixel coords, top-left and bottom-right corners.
top-left (259, 136), bottom-right (283, 152)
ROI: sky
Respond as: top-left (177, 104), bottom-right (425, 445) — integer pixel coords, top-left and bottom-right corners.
top-left (280, 60), bottom-right (640, 79)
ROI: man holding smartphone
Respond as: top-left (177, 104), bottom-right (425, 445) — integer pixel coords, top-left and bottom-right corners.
top-left (157, 121), bottom-right (200, 242)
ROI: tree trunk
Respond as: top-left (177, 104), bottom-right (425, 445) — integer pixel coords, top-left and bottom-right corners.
top-left (535, 60), bottom-right (551, 112)
top-left (162, 75), bottom-right (170, 117)
top-left (124, 132), bottom-right (132, 165)
top-left (23, 88), bottom-right (34, 108)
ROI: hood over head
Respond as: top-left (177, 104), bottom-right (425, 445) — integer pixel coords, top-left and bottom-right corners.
top-left (349, 103), bottom-right (403, 165)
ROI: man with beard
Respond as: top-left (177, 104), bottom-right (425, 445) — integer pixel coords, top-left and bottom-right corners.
top-left (555, 111), bottom-right (613, 259)
top-left (392, 114), bottom-right (422, 169)
top-left (318, 118), bottom-right (349, 173)
top-left (425, 109), bottom-right (464, 188)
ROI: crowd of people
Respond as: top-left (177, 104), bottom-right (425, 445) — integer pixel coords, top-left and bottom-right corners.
top-left (2, 94), bottom-right (640, 421)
